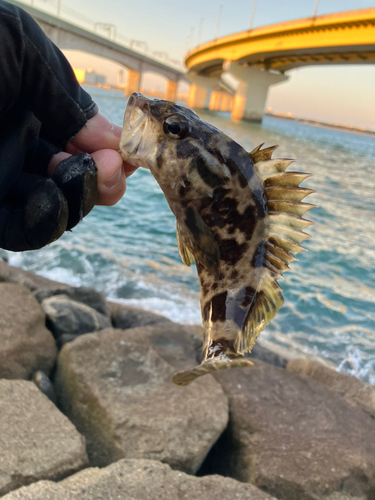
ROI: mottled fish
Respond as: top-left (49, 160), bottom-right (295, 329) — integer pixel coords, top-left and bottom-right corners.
top-left (120, 93), bottom-right (314, 386)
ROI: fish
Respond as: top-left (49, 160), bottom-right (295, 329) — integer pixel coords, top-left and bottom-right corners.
top-left (120, 92), bottom-right (314, 386)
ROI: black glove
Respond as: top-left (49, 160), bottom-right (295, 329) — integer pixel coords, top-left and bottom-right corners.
top-left (0, 0), bottom-right (99, 251)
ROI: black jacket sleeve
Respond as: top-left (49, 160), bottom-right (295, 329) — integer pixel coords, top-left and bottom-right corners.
top-left (0, 0), bottom-right (98, 147)
top-left (0, 1), bottom-right (99, 251)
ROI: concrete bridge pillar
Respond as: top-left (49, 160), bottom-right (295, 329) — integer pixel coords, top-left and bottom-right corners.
top-left (125, 70), bottom-right (141, 97)
top-left (209, 91), bottom-right (222, 111)
top-left (186, 75), bottom-right (219, 110)
top-left (220, 93), bottom-right (233, 112)
top-left (209, 91), bottom-right (233, 112)
top-left (165, 79), bottom-right (178, 102)
top-left (224, 61), bottom-right (288, 122)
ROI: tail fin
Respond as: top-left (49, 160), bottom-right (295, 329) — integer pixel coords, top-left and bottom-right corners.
top-left (171, 357), bottom-right (253, 386)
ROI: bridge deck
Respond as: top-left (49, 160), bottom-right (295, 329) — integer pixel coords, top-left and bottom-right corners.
top-left (185, 8), bottom-right (375, 75)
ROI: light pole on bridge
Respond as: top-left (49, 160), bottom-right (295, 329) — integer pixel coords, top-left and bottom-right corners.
top-left (248, 0), bottom-right (257, 31)
top-left (197, 18), bottom-right (204, 46)
top-left (214, 5), bottom-right (222, 40)
top-left (312, 0), bottom-right (320, 18)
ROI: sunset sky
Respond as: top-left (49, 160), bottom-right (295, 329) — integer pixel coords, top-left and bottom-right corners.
top-left (16, 0), bottom-right (375, 130)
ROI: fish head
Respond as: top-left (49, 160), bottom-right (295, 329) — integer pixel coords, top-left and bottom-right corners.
top-left (120, 92), bottom-right (232, 201)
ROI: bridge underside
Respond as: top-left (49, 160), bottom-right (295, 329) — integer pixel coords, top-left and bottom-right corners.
top-left (192, 50), bottom-right (375, 78)
top-left (185, 9), bottom-right (375, 121)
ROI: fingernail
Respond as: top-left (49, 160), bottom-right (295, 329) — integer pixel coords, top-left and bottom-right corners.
top-left (104, 169), bottom-right (122, 189)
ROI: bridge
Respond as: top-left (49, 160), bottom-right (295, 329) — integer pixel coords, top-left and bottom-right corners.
top-left (8, 0), bottom-right (187, 101)
top-left (185, 8), bottom-right (375, 122)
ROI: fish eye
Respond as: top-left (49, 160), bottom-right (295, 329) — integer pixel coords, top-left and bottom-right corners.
top-left (163, 116), bottom-right (189, 140)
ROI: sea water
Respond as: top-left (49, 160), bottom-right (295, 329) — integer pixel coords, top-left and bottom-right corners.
top-left (4, 87), bottom-right (375, 384)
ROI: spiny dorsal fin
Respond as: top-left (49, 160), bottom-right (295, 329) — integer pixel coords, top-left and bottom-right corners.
top-left (264, 172), bottom-right (310, 188)
top-left (255, 143), bottom-right (314, 264)
top-left (249, 144), bottom-right (278, 163)
top-left (236, 144), bottom-right (314, 354)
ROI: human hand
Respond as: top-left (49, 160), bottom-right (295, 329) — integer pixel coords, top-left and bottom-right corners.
top-left (0, 1), bottom-right (137, 252)
top-left (48, 113), bottom-right (137, 207)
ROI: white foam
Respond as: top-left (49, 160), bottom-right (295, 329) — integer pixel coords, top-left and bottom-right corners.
top-left (111, 297), bottom-right (201, 325)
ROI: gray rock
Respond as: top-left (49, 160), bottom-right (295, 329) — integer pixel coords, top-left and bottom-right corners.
top-left (287, 358), bottom-right (375, 416)
top-left (129, 322), bottom-right (202, 369)
top-left (109, 301), bottom-right (171, 329)
top-left (0, 261), bottom-right (66, 292)
top-left (0, 380), bottom-right (88, 497)
top-left (56, 333), bottom-right (81, 349)
top-left (247, 342), bottom-right (288, 367)
top-left (35, 287), bottom-right (109, 317)
top-left (55, 325), bottom-right (228, 473)
top-left (1, 459), bottom-right (277, 500)
top-left (32, 371), bottom-right (57, 405)
top-left (0, 283), bottom-right (57, 379)
top-left (41, 295), bottom-right (111, 338)
top-left (201, 360), bottom-right (375, 500)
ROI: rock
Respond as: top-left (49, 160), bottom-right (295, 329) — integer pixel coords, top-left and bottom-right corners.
top-left (1, 459), bottom-right (277, 500)
top-left (0, 261), bottom-right (66, 292)
top-left (41, 295), bottom-right (111, 338)
top-left (0, 380), bottom-right (88, 496)
top-left (55, 325), bottom-right (228, 473)
top-left (128, 322), bottom-right (202, 369)
top-left (247, 342), bottom-right (288, 368)
top-left (35, 287), bottom-right (110, 317)
top-left (109, 301), bottom-right (171, 329)
top-left (32, 371), bottom-right (57, 405)
top-left (200, 360), bottom-right (375, 500)
top-left (287, 358), bottom-right (375, 416)
top-left (0, 283), bottom-right (57, 379)
top-left (256, 338), bottom-right (338, 370)
top-left (56, 333), bottom-right (81, 349)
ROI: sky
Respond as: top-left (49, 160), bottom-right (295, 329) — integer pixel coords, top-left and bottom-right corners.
top-left (16, 0), bottom-right (375, 130)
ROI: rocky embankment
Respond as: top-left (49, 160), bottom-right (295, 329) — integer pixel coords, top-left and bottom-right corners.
top-left (0, 260), bottom-right (374, 500)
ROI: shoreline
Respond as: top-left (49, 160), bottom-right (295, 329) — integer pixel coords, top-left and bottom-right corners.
top-left (82, 84), bottom-right (375, 137)
top-left (266, 112), bottom-right (375, 137)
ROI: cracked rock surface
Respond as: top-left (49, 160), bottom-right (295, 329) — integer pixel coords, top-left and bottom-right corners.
top-left (1, 459), bottom-right (277, 499)
top-left (200, 360), bottom-right (375, 500)
top-left (0, 380), bottom-right (88, 497)
top-left (55, 325), bottom-right (228, 473)
top-left (0, 283), bottom-right (56, 379)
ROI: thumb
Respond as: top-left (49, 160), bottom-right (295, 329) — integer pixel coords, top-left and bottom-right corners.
top-left (70, 113), bottom-right (122, 153)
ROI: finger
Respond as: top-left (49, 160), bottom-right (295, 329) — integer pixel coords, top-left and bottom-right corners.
top-left (65, 143), bottom-right (82, 155)
top-left (125, 165), bottom-right (138, 178)
top-left (52, 153), bottom-right (97, 230)
top-left (70, 113), bottom-right (122, 153)
top-left (47, 152), bottom-right (71, 176)
top-left (0, 178), bottom-right (68, 252)
top-left (91, 150), bottom-right (126, 206)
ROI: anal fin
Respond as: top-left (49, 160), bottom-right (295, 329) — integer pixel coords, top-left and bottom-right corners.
top-left (235, 275), bottom-right (284, 354)
top-left (176, 222), bottom-right (195, 266)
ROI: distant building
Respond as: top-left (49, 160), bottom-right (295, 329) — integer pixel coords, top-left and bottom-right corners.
top-left (73, 68), bottom-right (106, 85)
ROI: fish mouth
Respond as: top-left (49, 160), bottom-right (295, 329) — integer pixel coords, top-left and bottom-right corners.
top-left (120, 93), bottom-right (151, 168)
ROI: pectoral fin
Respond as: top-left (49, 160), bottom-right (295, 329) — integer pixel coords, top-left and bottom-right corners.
top-left (176, 222), bottom-right (195, 267)
top-left (182, 207), bottom-right (220, 274)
